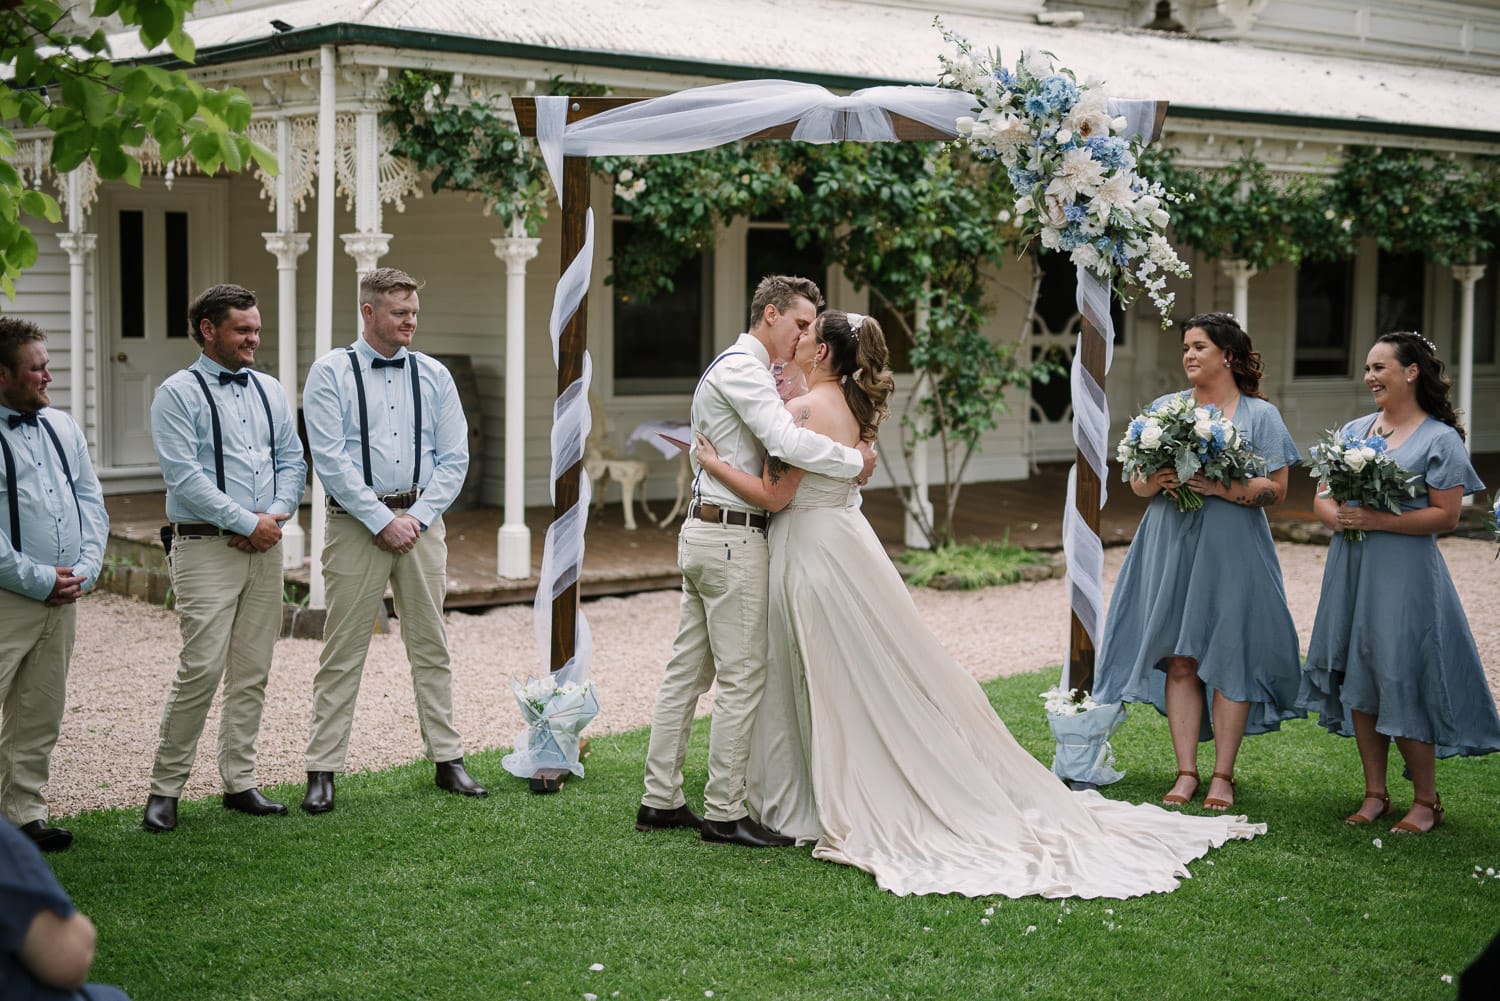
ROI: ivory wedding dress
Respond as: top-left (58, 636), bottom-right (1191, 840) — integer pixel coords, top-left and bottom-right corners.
top-left (745, 470), bottom-right (1266, 898)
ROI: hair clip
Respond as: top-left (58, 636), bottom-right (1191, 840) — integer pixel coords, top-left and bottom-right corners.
top-left (845, 312), bottom-right (866, 340)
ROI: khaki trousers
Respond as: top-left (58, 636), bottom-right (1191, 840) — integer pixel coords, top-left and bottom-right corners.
top-left (0, 589), bottom-right (76, 825)
top-left (149, 537), bottom-right (284, 798)
top-left (642, 519), bottom-right (770, 822)
top-left (307, 511), bottom-right (462, 771)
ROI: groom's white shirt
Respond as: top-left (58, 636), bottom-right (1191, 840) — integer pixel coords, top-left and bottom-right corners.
top-left (691, 333), bottom-right (862, 512)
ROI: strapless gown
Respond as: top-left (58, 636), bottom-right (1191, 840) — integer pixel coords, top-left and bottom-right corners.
top-left (745, 471), bottom-right (1265, 898)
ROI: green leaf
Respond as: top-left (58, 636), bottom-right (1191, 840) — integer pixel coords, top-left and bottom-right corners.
top-left (167, 29), bottom-right (196, 64)
top-left (19, 190), bottom-right (61, 224)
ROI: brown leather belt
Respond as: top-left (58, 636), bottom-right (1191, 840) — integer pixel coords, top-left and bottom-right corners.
top-left (328, 489), bottom-right (421, 514)
top-left (690, 503), bottom-right (769, 531)
top-left (171, 522), bottom-right (227, 538)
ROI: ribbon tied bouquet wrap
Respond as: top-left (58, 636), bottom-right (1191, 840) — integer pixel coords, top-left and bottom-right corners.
top-left (502, 676), bottom-right (602, 779)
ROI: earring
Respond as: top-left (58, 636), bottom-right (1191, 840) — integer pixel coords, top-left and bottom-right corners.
top-left (1224, 360), bottom-right (1230, 368)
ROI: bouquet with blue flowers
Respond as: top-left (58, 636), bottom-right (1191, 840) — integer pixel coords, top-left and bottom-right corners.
top-left (1307, 428), bottom-right (1420, 541)
top-left (1115, 393), bottom-right (1264, 512)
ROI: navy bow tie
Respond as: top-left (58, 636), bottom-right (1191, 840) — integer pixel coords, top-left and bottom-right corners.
top-left (218, 371), bottom-right (250, 386)
top-left (370, 356), bottom-right (406, 370)
top-left (6, 411), bottom-right (39, 429)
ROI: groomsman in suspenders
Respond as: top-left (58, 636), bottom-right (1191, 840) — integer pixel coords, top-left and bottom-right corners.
top-left (0, 317), bottom-right (109, 852)
top-left (142, 284), bottom-right (307, 833)
top-left (299, 267), bottom-right (482, 814)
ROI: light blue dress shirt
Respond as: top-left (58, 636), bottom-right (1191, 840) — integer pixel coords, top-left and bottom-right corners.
top-left (0, 406), bottom-right (109, 601)
top-left (302, 339), bottom-right (469, 534)
top-left (152, 354), bottom-right (308, 537)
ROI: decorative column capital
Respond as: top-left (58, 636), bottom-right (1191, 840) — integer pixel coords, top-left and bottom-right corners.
top-left (1218, 258), bottom-right (1258, 284)
top-left (340, 231), bottom-right (391, 273)
top-left (1451, 263), bottom-right (1487, 286)
top-left (263, 231), bottom-right (311, 264)
top-left (492, 235), bottom-right (541, 272)
top-left (56, 232), bottom-right (97, 258)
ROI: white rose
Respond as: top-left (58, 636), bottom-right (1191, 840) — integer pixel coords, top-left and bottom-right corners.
top-left (956, 116), bottom-right (975, 135)
top-left (1056, 128), bottom-right (1072, 144)
top-left (1342, 447), bottom-right (1367, 472)
top-left (1194, 419), bottom-right (1214, 441)
top-left (618, 168), bottom-right (633, 182)
top-left (1139, 424), bottom-right (1164, 450)
top-left (1360, 446), bottom-right (1377, 461)
top-left (1194, 407), bottom-right (1213, 421)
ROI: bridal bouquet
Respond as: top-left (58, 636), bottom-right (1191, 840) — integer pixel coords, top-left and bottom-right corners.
top-left (501, 675), bottom-right (601, 779)
top-left (1115, 393), bottom-right (1264, 512)
top-left (1041, 686), bottom-right (1126, 787)
top-left (938, 23), bottom-right (1191, 322)
top-left (1307, 428), bottom-right (1420, 541)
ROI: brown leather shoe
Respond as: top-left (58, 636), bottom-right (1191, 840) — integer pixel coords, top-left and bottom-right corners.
top-left (142, 795), bottom-right (178, 833)
top-left (223, 788), bottom-right (288, 816)
top-left (635, 803), bottom-right (703, 831)
top-left (700, 816), bottom-right (793, 848)
top-left (20, 819), bottom-right (74, 851)
top-left (302, 771), bottom-right (335, 814)
top-left (435, 758), bottom-right (487, 797)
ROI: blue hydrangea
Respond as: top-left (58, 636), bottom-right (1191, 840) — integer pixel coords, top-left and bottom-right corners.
top-left (1007, 166), bottom-right (1039, 192)
top-left (1364, 435), bottom-right (1388, 454)
top-left (1025, 75), bottom-right (1079, 118)
top-left (1128, 418), bottom-right (1145, 441)
top-left (997, 67), bottom-right (1017, 87)
top-left (1064, 204), bottom-right (1088, 223)
top-left (1085, 137), bottom-right (1129, 170)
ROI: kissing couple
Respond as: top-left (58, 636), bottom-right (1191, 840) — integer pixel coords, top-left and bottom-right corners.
top-left (638, 274), bottom-right (1263, 899)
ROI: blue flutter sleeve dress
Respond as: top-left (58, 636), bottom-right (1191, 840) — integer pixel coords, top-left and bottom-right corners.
top-left (1300, 415), bottom-right (1500, 757)
top-left (1094, 393), bottom-right (1306, 739)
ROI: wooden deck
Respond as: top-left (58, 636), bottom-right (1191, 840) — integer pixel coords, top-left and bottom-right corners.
top-left (102, 454), bottom-right (1500, 609)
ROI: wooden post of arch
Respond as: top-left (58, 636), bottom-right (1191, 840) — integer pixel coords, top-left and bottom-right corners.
top-left (513, 93), bottom-right (1168, 698)
top-left (1067, 101), bottom-right (1171, 694)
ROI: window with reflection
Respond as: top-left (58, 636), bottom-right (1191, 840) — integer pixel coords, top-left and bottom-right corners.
top-left (611, 220), bottom-right (712, 395)
top-left (1294, 258), bottom-right (1355, 378)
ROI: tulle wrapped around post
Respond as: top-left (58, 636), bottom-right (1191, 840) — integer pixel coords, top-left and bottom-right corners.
top-left (1042, 687), bottom-right (1127, 787)
top-left (501, 677), bottom-right (601, 779)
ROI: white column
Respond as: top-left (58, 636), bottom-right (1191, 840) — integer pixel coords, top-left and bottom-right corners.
top-left (904, 285), bottom-right (934, 550)
top-left (1219, 258), bottom-right (1257, 328)
top-left (1452, 263), bottom-right (1486, 460)
top-left (340, 110), bottom-right (391, 288)
top-left (493, 222), bottom-right (540, 578)
top-left (57, 170), bottom-right (94, 432)
top-left (263, 232), bottom-right (311, 566)
top-left (309, 45), bottom-right (338, 611)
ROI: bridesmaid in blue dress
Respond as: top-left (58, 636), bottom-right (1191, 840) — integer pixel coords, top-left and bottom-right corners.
top-left (1301, 331), bottom-right (1500, 834)
top-left (1094, 313), bottom-right (1304, 811)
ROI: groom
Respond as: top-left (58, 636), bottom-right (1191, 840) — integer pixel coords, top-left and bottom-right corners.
top-left (637, 275), bottom-right (876, 847)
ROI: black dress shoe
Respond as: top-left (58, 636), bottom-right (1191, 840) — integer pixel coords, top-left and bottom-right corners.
top-left (435, 758), bottom-right (487, 797)
top-left (19, 819), bottom-right (74, 851)
top-left (635, 802), bottom-right (703, 831)
top-left (302, 771), bottom-right (335, 814)
top-left (223, 788), bottom-right (288, 816)
top-left (700, 816), bottom-right (794, 848)
top-left (142, 795), bottom-right (178, 833)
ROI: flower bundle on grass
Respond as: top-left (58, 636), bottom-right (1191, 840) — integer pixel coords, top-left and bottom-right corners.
top-left (1040, 686), bottom-right (1126, 787)
top-left (501, 675), bottom-right (601, 779)
top-left (1115, 393), bottom-right (1264, 512)
top-left (937, 22), bottom-right (1191, 322)
top-left (1307, 428), bottom-right (1420, 541)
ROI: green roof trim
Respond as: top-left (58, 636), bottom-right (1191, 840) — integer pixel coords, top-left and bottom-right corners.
top-left (166, 22), bottom-right (1500, 145)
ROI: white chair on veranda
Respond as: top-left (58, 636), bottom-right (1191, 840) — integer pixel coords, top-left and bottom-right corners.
top-left (585, 389), bottom-right (650, 530)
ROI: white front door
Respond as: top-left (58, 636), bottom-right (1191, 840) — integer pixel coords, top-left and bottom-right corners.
top-left (97, 179), bottom-right (227, 469)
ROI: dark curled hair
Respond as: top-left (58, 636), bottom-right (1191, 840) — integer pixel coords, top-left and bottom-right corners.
top-left (1180, 311), bottom-right (1265, 400)
top-left (815, 310), bottom-right (894, 443)
top-left (1377, 331), bottom-right (1465, 441)
top-left (187, 284), bottom-right (257, 345)
top-left (0, 315), bottom-right (47, 372)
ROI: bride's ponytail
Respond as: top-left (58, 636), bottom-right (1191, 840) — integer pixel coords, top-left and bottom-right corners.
top-left (820, 311), bottom-right (894, 442)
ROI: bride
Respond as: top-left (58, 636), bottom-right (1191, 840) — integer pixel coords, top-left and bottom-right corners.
top-left (691, 308), bottom-right (1266, 899)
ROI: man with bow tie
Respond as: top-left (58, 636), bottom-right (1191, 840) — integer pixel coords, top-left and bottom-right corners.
top-left (0, 317), bottom-right (109, 852)
top-left (142, 284), bottom-right (307, 833)
top-left (299, 267), bottom-right (482, 814)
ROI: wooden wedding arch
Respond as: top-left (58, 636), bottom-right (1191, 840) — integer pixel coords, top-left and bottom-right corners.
top-left (512, 87), bottom-right (1168, 711)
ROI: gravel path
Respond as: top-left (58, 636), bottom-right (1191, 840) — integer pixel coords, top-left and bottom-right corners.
top-left (49, 538), bottom-right (1500, 817)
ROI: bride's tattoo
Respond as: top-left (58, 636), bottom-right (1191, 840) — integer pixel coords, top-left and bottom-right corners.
top-left (768, 456), bottom-right (789, 484)
top-left (795, 405), bottom-right (811, 426)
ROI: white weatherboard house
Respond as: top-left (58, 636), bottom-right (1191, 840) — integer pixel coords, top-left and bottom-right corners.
top-left (7, 0), bottom-right (1499, 579)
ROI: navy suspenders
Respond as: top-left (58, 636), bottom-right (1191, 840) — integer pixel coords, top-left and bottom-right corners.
top-left (188, 368), bottom-right (278, 497)
top-left (688, 350), bottom-right (748, 507)
top-left (1, 416), bottom-right (83, 555)
top-left (344, 347), bottom-right (422, 491)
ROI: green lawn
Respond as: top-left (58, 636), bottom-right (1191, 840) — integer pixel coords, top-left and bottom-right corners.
top-left (51, 669), bottom-right (1496, 1001)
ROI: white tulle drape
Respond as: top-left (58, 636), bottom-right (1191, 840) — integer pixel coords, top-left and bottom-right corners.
top-left (532, 80), bottom-right (1158, 699)
top-left (1059, 97), bottom-right (1161, 689)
